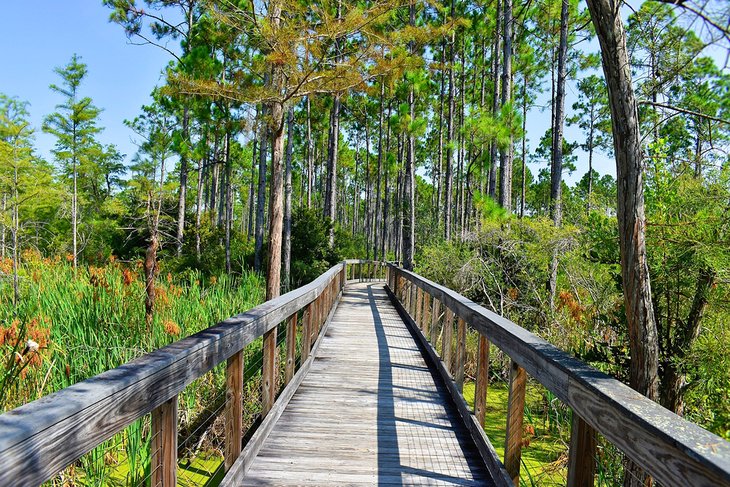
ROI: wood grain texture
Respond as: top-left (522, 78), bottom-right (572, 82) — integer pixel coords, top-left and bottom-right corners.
top-left (567, 413), bottom-right (596, 487)
top-left (430, 298), bottom-right (441, 345)
top-left (442, 307), bottom-right (454, 375)
top-left (455, 317), bottom-right (467, 392)
top-left (387, 285), bottom-right (513, 487)
top-left (261, 327), bottom-right (278, 416)
top-left (475, 335), bottom-right (490, 427)
top-left (388, 265), bottom-right (730, 487)
top-left (504, 360), bottom-right (526, 486)
top-left (285, 313), bottom-right (298, 385)
top-left (151, 396), bottom-right (178, 487)
top-left (225, 351), bottom-right (244, 471)
top-left (243, 283), bottom-right (495, 486)
top-left (221, 287), bottom-right (343, 486)
top-left (0, 263), bottom-right (345, 486)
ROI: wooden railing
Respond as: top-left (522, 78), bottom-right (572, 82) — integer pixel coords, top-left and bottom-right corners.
top-left (0, 262), bottom-right (348, 486)
top-left (344, 258), bottom-right (388, 282)
top-left (386, 264), bottom-right (730, 487)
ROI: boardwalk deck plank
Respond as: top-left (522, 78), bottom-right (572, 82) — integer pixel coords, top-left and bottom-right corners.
top-left (243, 283), bottom-right (493, 486)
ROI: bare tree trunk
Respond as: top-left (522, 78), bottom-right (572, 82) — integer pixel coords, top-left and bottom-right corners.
top-left (72, 157), bottom-right (78, 269)
top-left (195, 155), bottom-right (205, 260)
top-left (254, 107), bottom-right (268, 273)
top-left (176, 106), bottom-right (189, 256)
top-left (436, 42), bottom-right (445, 225)
top-left (374, 79), bottom-right (385, 260)
top-left (282, 108), bottom-right (294, 293)
top-left (499, 0), bottom-right (513, 211)
top-left (403, 0), bottom-right (416, 270)
top-left (520, 75), bottom-right (528, 218)
top-left (224, 131), bottom-right (232, 273)
top-left (247, 139), bottom-right (257, 241)
top-left (266, 101), bottom-right (286, 300)
top-left (488, 0), bottom-right (501, 199)
top-left (549, 0), bottom-right (569, 307)
top-left (585, 1), bottom-right (660, 483)
top-left (444, 4), bottom-right (456, 241)
top-left (1, 193), bottom-right (6, 260)
top-left (324, 94), bottom-right (340, 247)
top-left (306, 96), bottom-right (313, 208)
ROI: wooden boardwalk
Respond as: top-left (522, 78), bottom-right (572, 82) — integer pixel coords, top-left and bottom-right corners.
top-left (244, 282), bottom-right (494, 486)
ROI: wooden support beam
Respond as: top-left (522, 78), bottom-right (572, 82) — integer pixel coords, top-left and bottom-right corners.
top-left (567, 413), bottom-right (597, 487)
top-left (151, 396), bottom-right (178, 487)
top-left (455, 317), bottom-right (466, 392)
top-left (442, 307), bottom-right (454, 374)
top-left (430, 298), bottom-right (440, 345)
top-left (421, 292), bottom-right (431, 336)
top-left (261, 327), bottom-right (278, 416)
top-left (225, 351), bottom-right (243, 471)
top-left (285, 313), bottom-right (298, 384)
top-left (474, 335), bottom-right (490, 426)
top-left (504, 360), bottom-right (526, 485)
top-left (415, 286), bottom-right (423, 329)
top-left (302, 303), bottom-right (312, 362)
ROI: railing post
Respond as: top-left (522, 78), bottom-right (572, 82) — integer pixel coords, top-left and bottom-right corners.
top-left (442, 307), bottom-right (454, 374)
top-left (225, 351), bottom-right (243, 471)
top-left (285, 313), bottom-right (298, 384)
top-left (302, 302), bottom-right (313, 362)
top-left (475, 335), bottom-right (490, 426)
top-left (430, 298), bottom-right (440, 345)
top-left (567, 413), bottom-right (597, 487)
top-left (151, 396), bottom-right (178, 486)
top-left (261, 326), bottom-right (277, 416)
top-left (455, 317), bottom-right (466, 392)
top-left (421, 292), bottom-right (431, 336)
top-left (415, 286), bottom-right (423, 329)
top-left (410, 281), bottom-right (417, 317)
top-left (504, 360), bottom-right (526, 485)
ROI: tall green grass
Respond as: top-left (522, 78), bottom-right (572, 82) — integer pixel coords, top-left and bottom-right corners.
top-left (0, 252), bottom-right (265, 485)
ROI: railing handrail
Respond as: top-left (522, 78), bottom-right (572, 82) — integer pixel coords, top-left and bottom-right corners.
top-left (0, 262), bottom-right (347, 486)
top-left (388, 263), bottom-right (730, 487)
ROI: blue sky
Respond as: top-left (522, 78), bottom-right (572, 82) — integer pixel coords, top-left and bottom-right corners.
top-left (0, 0), bottom-right (615, 185)
top-left (0, 1), bottom-right (175, 166)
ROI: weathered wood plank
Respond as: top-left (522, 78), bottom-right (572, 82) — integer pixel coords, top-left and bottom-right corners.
top-left (504, 360), bottom-right (526, 485)
top-left (225, 351), bottom-right (244, 471)
top-left (387, 265), bottom-right (730, 487)
top-left (221, 287), bottom-right (343, 486)
top-left (241, 283), bottom-right (496, 486)
top-left (442, 307), bottom-right (454, 375)
top-left (285, 313), bottom-right (298, 384)
top-left (475, 335), bottom-right (490, 426)
top-left (455, 317), bottom-right (467, 392)
top-left (261, 327), bottom-right (278, 416)
top-left (567, 412), bottom-right (596, 487)
top-left (430, 297), bottom-right (441, 345)
top-left (151, 396), bottom-right (177, 487)
top-left (386, 285), bottom-right (513, 487)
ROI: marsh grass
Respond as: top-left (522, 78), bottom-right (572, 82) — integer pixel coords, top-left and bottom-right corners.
top-left (0, 252), bottom-right (265, 485)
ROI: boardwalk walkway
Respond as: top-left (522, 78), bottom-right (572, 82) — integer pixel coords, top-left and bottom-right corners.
top-left (244, 282), bottom-right (494, 486)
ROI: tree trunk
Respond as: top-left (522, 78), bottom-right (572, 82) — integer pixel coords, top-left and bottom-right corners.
top-left (324, 94), bottom-right (340, 247)
top-left (266, 97), bottom-right (286, 300)
top-left (282, 108), bottom-right (294, 293)
top-left (247, 139), bottom-right (257, 240)
top-left (306, 96), bottom-right (314, 208)
top-left (444, 5), bottom-right (456, 240)
top-left (176, 106), bottom-right (189, 256)
top-left (254, 107), bottom-right (268, 273)
top-left (488, 0), bottom-right (501, 200)
top-left (585, 0), bottom-right (661, 483)
top-left (520, 75), bottom-right (528, 218)
top-left (224, 131), bottom-right (232, 273)
top-left (374, 79), bottom-right (385, 260)
top-left (403, 0), bottom-right (416, 270)
top-left (499, 0), bottom-right (513, 211)
top-left (549, 0), bottom-right (569, 307)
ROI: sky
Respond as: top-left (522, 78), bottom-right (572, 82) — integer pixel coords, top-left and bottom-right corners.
top-left (1, 1), bottom-right (623, 185)
top-left (0, 1), bottom-right (176, 167)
